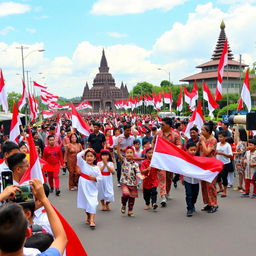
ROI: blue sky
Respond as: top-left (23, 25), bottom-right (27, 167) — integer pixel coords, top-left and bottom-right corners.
top-left (0, 0), bottom-right (256, 98)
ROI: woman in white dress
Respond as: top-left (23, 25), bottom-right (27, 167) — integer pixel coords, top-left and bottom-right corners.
top-left (77, 148), bottom-right (102, 229)
top-left (97, 149), bottom-right (115, 211)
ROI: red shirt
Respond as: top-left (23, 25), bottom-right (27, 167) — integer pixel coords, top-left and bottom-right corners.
top-left (43, 146), bottom-right (63, 171)
top-left (141, 158), bottom-right (158, 189)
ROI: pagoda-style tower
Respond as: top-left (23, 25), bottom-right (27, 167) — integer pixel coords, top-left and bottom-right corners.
top-left (180, 21), bottom-right (248, 94)
top-left (82, 49), bottom-right (129, 112)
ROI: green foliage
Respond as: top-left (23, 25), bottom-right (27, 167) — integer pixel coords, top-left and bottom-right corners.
top-left (129, 82), bottom-right (154, 97)
top-left (160, 80), bottom-right (172, 87)
top-left (8, 92), bottom-right (22, 112)
top-left (217, 104), bottom-right (238, 117)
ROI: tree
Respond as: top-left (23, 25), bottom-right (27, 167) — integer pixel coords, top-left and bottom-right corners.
top-left (8, 92), bottom-right (21, 112)
top-left (129, 82), bottom-right (154, 96)
top-left (160, 80), bottom-right (172, 87)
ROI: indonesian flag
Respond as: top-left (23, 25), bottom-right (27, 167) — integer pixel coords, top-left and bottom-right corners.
top-left (71, 105), bottom-right (90, 136)
top-left (19, 128), bottom-right (44, 184)
top-left (28, 92), bottom-right (37, 121)
top-left (203, 81), bottom-right (219, 118)
top-left (151, 136), bottom-right (223, 183)
top-left (237, 97), bottom-right (243, 111)
top-left (18, 80), bottom-right (28, 110)
top-left (240, 69), bottom-right (251, 112)
top-left (164, 91), bottom-right (171, 104)
top-left (9, 104), bottom-right (21, 144)
top-left (184, 101), bottom-right (205, 138)
top-left (33, 81), bottom-right (47, 90)
top-left (20, 131), bottom-right (88, 256)
top-left (176, 87), bottom-right (183, 111)
top-left (169, 90), bottom-right (173, 111)
top-left (0, 69), bottom-right (8, 112)
top-left (42, 110), bottom-right (54, 119)
top-left (215, 40), bottom-right (228, 101)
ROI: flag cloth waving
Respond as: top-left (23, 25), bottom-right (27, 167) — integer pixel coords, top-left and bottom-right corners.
top-left (240, 69), bottom-right (251, 112)
top-left (151, 137), bottom-right (223, 183)
top-left (9, 104), bottom-right (21, 144)
top-left (71, 105), bottom-right (90, 136)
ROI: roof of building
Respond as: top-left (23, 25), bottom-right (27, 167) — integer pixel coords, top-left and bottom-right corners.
top-left (196, 59), bottom-right (248, 68)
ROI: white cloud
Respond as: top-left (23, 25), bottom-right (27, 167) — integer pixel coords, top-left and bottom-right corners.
top-left (91, 0), bottom-right (187, 15)
top-left (0, 2), bottom-right (30, 17)
top-left (26, 28), bottom-right (37, 34)
top-left (107, 32), bottom-right (128, 38)
top-left (0, 26), bottom-right (15, 35)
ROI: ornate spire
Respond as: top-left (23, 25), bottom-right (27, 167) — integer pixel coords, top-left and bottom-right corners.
top-left (99, 49), bottom-right (109, 73)
top-left (120, 81), bottom-right (124, 90)
top-left (211, 21), bottom-right (233, 60)
top-left (85, 82), bottom-right (89, 90)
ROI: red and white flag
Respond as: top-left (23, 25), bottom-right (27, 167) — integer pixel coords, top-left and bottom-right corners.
top-left (237, 97), bottom-right (243, 111)
top-left (42, 110), bottom-right (54, 119)
top-left (28, 92), bottom-right (37, 121)
top-left (18, 80), bottom-right (28, 110)
top-left (176, 87), bottom-right (183, 111)
top-left (71, 105), bottom-right (90, 136)
top-left (151, 136), bottom-right (223, 182)
top-left (19, 128), bottom-right (44, 184)
top-left (164, 91), bottom-right (171, 104)
top-left (215, 40), bottom-right (228, 101)
top-left (0, 69), bottom-right (8, 112)
top-left (184, 101), bottom-right (205, 138)
top-left (33, 81), bottom-right (47, 90)
top-left (240, 69), bottom-right (251, 112)
top-left (9, 104), bottom-right (21, 144)
top-left (203, 81), bottom-right (219, 118)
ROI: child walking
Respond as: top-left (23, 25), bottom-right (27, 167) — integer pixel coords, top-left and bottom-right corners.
top-left (183, 142), bottom-right (200, 217)
top-left (241, 139), bottom-right (256, 198)
top-left (215, 131), bottom-right (233, 197)
top-left (77, 148), bottom-right (102, 229)
top-left (97, 149), bottom-right (115, 211)
top-left (117, 138), bottom-right (144, 217)
top-left (141, 147), bottom-right (159, 210)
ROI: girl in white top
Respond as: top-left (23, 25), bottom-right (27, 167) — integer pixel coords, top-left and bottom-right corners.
top-left (77, 148), bottom-right (102, 229)
top-left (216, 131), bottom-right (233, 197)
top-left (97, 149), bottom-right (115, 211)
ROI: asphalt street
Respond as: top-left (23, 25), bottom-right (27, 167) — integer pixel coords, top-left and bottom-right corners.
top-left (50, 173), bottom-right (256, 256)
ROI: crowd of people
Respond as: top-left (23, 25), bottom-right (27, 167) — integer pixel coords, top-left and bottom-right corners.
top-left (0, 112), bottom-right (256, 255)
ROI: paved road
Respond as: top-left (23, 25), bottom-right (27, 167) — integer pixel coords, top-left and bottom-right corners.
top-left (50, 173), bottom-right (256, 256)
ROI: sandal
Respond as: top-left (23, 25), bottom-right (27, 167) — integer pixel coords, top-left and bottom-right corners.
top-left (89, 223), bottom-right (96, 229)
top-left (121, 206), bottom-right (126, 214)
top-left (127, 212), bottom-right (136, 217)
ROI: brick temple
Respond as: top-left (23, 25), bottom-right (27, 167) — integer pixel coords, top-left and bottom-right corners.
top-left (180, 21), bottom-right (248, 94)
top-left (81, 49), bottom-right (129, 112)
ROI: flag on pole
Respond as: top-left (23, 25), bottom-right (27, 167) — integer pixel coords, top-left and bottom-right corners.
top-left (0, 69), bottom-right (8, 112)
top-left (203, 81), bottom-right (219, 118)
top-left (18, 80), bottom-right (28, 110)
top-left (176, 87), bottom-right (183, 112)
top-left (151, 136), bottom-right (223, 183)
top-left (9, 104), bottom-right (21, 144)
top-left (215, 40), bottom-right (228, 101)
top-left (19, 128), bottom-right (44, 184)
top-left (33, 81), bottom-right (47, 90)
top-left (184, 101), bottom-right (205, 138)
top-left (71, 105), bottom-right (90, 136)
top-left (240, 69), bottom-right (251, 112)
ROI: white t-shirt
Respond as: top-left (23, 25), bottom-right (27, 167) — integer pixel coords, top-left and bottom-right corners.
top-left (216, 142), bottom-right (232, 164)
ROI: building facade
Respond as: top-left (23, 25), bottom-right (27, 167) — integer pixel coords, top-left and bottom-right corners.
top-left (180, 21), bottom-right (248, 94)
top-left (82, 49), bottom-right (129, 112)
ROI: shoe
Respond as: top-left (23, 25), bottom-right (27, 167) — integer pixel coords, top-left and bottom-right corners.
top-left (117, 183), bottom-right (121, 187)
top-left (55, 189), bottom-right (60, 196)
top-left (121, 206), bottom-right (126, 214)
top-left (227, 185), bottom-right (233, 188)
top-left (221, 194), bottom-right (227, 198)
top-left (240, 193), bottom-right (249, 198)
top-left (187, 209), bottom-right (193, 217)
top-left (250, 194), bottom-right (256, 199)
top-left (160, 196), bottom-right (167, 207)
top-left (152, 203), bottom-right (158, 210)
top-left (127, 212), bottom-right (135, 217)
top-left (50, 188), bottom-right (54, 193)
top-left (201, 205), bottom-right (211, 211)
top-left (70, 188), bottom-right (75, 191)
top-left (207, 206), bottom-right (218, 213)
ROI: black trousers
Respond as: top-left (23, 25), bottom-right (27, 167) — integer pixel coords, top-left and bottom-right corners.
top-left (143, 187), bottom-right (158, 206)
top-left (115, 153), bottom-right (121, 183)
top-left (217, 163), bottom-right (230, 187)
top-left (184, 181), bottom-right (199, 211)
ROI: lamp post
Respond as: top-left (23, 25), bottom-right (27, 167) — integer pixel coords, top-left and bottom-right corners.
top-left (16, 45), bottom-right (45, 85)
top-left (158, 68), bottom-right (171, 85)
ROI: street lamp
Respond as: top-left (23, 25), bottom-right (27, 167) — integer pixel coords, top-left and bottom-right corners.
top-left (158, 68), bottom-right (171, 85)
top-left (16, 45), bottom-right (45, 85)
